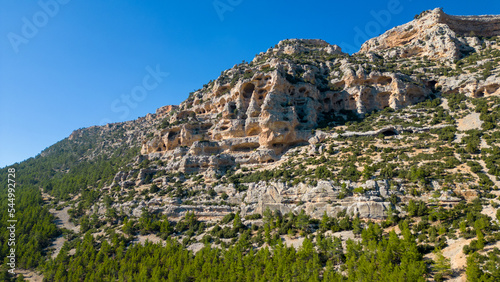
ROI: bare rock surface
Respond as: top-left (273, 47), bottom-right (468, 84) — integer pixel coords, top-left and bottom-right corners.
top-left (457, 112), bottom-right (483, 131)
top-left (141, 41), bottom-right (433, 172)
top-left (48, 206), bottom-right (80, 259)
top-left (360, 8), bottom-right (500, 60)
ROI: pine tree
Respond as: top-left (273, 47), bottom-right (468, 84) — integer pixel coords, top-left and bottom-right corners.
top-left (476, 230), bottom-right (485, 250)
top-left (486, 251), bottom-right (500, 280)
top-left (433, 248), bottom-right (451, 281)
top-left (122, 217), bottom-right (135, 235)
top-left (475, 218), bottom-right (485, 250)
top-left (160, 216), bottom-right (173, 237)
top-left (466, 253), bottom-right (484, 281)
top-left (320, 211), bottom-right (330, 232)
top-left (408, 199), bottom-right (417, 217)
top-left (296, 210), bottom-right (310, 233)
top-left (263, 207), bottom-right (273, 228)
top-left (460, 220), bottom-right (468, 236)
top-left (352, 213), bottom-right (362, 235)
top-left (233, 211), bottom-right (244, 231)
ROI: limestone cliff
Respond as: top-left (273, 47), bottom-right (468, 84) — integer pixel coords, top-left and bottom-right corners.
top-left (360, 8), bottom-right (500, 60)
top-left (138, 7), bottom-right (500, 185)
top-left (142, 39), bottom-right (432, 171)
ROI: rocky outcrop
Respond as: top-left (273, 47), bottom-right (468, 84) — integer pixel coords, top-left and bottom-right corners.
top-left (141, 40), bottom-right (432, 170)
top-left (137, 9), bottom-right (500, 174)
top-left (156, 105), bottom-right (178, 117)
top-left (360, 8), bottom-right (500, 60)
top-left (438, 74), bottom-right (500, 98)
top-left (237, 180), bottom-right (393, 219)
top-left (440, 12), bottom-right (500, 38)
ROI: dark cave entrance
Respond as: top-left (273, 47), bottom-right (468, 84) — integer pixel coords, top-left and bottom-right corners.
top-left (381, 128), bottom-right (398, 137)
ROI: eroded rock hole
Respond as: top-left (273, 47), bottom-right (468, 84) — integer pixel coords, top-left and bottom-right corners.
top-left (486, 84), bottom-right (500, 94)
top-left (201, 124), bottom-right (212, 131)
top-left (377, 92), bottom-right (391, 109)
top-left (381, 129), bottom-right (398, 136)
top-left (217, 87), bottom-right (229, 96)
top-left (377, 76), bottom-right (393, 86)
top-left (427, 80), bottom-right (438, 92)
top-left (295, 125), bottom-right (304, 130)
top-left (332, 81), bottom-right (345, 91)
top-left (231, 143), bottom-right (260, 152)
top-left (247, 128), bottom-right (261, 136)
top-left (243, 83), bottom-right (255, 99)
top-left (168, 130), bottom-right (180, 141)
top-left (229, 104), bottom-right (237, 113)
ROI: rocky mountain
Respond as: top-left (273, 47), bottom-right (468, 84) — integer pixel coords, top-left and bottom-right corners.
top-left (140, 38), bottom-right (432, 170)
top-left (45, 7), bottom-right (500, 222)
top-left (3, 8), bottom-right (500, 281)
top-left (37, 7), bottom-right (499, 220)
top-left (361, 8), bottom-right (500, 60)
top-left (141, 8), bottom-right (500, 174)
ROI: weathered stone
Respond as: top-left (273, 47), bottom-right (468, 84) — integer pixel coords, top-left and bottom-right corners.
top-left (141, 38), bottom-right (433, 171)
top-left (360, 8), bottom-right (500, 60)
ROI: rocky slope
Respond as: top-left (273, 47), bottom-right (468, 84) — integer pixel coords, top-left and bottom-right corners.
top-left (140, 9), bottom-right (500, 177)
top-left (8, 8), bottom-right (500, 281)
top-left (141, 39), bottom-right (432, 171)
top-left (360, 8), bottom-right (500, 60)
top-left (59, 8), bottom-right (500, 221)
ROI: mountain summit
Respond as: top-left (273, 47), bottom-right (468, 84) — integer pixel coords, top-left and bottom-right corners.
top-left (361, 8), bottom-right (500, 60)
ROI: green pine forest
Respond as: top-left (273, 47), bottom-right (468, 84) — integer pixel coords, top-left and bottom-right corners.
top-left (1, 94), bottom-right (500, 281)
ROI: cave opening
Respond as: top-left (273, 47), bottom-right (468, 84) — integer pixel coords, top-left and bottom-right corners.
top-left (243, 83), bottom-right (255, 99)
top-left (381, 129), bottom-right (398, 137)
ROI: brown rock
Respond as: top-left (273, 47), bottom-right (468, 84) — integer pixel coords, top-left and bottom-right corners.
top-left (360, 8), bottom-right (500, 60)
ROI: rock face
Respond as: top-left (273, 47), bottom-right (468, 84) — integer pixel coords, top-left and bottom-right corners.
top-left (139, 8), bottom-right (500, 174)
top-left (141, 39), bottom-right (431, 170)
top-left (360, 8), bottom-right (500, 60)
top-left (237, 180), bottom-right (392, 219)
top-left (156, 105), bottom-right (178, 118)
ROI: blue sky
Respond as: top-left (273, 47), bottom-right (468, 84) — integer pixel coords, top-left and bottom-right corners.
top-left (1, 0), bottom-right (499, 168)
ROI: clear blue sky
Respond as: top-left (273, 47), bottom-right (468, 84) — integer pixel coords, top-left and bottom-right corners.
top-left (1, 0), bottom-right (499, 168)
